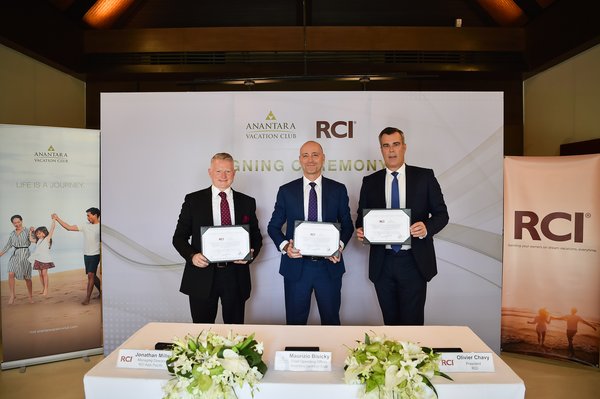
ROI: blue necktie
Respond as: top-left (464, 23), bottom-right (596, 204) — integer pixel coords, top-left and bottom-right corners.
top-left (391, 172), bottom-right (401, 252)
top-left (307, 182), bottom-right (318, 221)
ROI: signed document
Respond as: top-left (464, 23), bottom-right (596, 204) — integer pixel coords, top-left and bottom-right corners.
top-left (293, 221), bottom-right (341, 257)
top-left (363, 209), bottom-right (411, 245)
top-left (200, 225), bottom-right (251, 263)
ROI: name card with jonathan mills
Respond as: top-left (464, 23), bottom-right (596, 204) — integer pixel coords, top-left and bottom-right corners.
top-left (117, 349), bottom-right (171, 370)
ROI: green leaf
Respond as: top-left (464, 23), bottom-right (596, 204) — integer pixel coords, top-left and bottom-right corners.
top-left (435, 370), bottom-right (453, 381)
top-left (374, 372), bottom-right (385, 384)
top-left (364, 333), bottom-right (371, 345)
top-left (244, 350), bottom-right (262, 367)
top-left (196, 374), bottom-right (213, 392)
top-left (191, 364), bottom-right (203, 378)
top-left (237, 335), bottom-right (255, 351)
top-left (372, 362), bottom-right (384, 374)
top-left (214, 345), bottom-right (224, 357)
top-left (366, 343), bottom-right (380, 353)
top-left (256, 360), bottom-right (268, 375)
top-left (422, 376), bottom-right (439, 398)
top-left (365, 378), bottom-right (379, 393)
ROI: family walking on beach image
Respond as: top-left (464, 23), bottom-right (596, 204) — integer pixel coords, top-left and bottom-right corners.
top-left (0, 208), bottom-right (103, 362)
top-left (1, 208), bottom-right (101, 306)
top-left (502, 305), bottom-right (599, 366)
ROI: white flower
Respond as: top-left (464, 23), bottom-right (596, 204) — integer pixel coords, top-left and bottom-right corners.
top-left (343, 333), bottom-right (452, 399)
top-left (218, 349), bottom-right (251, 375)
top-left (399, 358), bottom-right (420, 381)
top-left (164, 331), bottom-right (267, 399)
top-left (401, 341), bottom-right (423, 357)
top-left (255, 341), bottom-right (264, 354)
top-left (384, 365), bottom-right (403, 391)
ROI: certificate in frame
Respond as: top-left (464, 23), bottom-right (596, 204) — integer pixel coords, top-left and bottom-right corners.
top-left (200, 224), bottom-right (252, 263)
top-left (362, 209), bottom-right (411, 245)
top-left (293, 221), bottom-right (341, 258)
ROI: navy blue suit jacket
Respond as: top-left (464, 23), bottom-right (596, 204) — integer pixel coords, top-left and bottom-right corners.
top-left (356, 166), bottom-right (448, 282)
top-left (268, 177), bottom-right (354, 281)
top-left (173, 187), bottom-right (262, 300)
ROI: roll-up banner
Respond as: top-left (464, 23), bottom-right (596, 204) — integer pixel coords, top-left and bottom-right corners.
top-left (0, 124), bottom-right (102, 369)
top-left (101, 91), bottom-right (505, 354)
top-left (502, 155), bottom-right (600, 367)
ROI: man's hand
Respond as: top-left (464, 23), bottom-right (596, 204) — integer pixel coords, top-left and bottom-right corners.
top-left (233, 249), bottom-right (254, 264)
top-left (284, 239), bottom-right (302, 258)
top-left (410, 222), bottom-right (427, 239)
top-left (191, 253), bottom-right (209, 268)
top-left (327, 246), bottom-right (343, 263)
top-left (356, 227), bottom-right (365, 242)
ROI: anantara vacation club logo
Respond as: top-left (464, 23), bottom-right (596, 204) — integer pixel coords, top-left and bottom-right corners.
top-left (245, 111), bottom-right (297, 139)
top-left (34, 145), bottom-right (69, 163)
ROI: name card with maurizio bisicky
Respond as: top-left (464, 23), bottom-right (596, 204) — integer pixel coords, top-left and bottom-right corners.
top-left (438, 352), bottom-right (495, 373)
top-left (274, 351), bottom-right (332, 371)
top-left (116, 349), bottom-right (171, 370)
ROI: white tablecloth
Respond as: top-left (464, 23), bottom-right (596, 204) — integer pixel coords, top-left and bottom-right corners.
top-left (84, 323), bottom-right (525, 399)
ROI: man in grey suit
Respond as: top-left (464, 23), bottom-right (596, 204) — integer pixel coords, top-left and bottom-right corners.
top-left (356, 127), bottom-right (448, 325)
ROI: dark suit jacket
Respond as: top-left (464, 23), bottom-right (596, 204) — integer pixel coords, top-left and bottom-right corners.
top-left (267, 177), bottom-right (354, 281)
top-left (173, 187), bottom-right (262, 300)
top-left (356, 166), bottom-right (448, 282)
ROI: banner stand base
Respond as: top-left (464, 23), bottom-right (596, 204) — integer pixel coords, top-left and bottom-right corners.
top-left (1, 347), bottom-right (103, 370)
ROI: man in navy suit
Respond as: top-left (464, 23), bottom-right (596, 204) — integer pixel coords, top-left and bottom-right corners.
top-left (268, 141), bottom-right (354, 325)
top-left (173, 152), bottom-right (262, 324)
top-left (356, 127), bottom-right (448, 325)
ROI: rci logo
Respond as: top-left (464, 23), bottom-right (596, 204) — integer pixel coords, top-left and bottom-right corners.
top-left (514, 211), bottom-right (586, 242)
top-left (316, 121), bottom-right (355, 138)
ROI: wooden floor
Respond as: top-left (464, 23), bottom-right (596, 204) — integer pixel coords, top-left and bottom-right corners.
top-left (0, 346), bottom-right (598, 398)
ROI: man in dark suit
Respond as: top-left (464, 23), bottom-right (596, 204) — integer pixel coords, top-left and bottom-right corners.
top-left (173, 152), bottom-right (262, 324)
top-left (356, 127), bottom-right (448, 325)
top-left (268, 141), bottom-right (354, 325)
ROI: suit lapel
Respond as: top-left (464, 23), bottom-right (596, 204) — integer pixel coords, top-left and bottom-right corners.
top-left (232, 189), bottom-right (240, 225)
top-left (294, 178), bottom-right (305, 220)
top-left (200, 187), bottom-right (215, 225)
top-left (404, 165), bottom-right (413, 209)
top-left (375, 169), bottom-right (387, 208)
top-left (321, 177), bottom-right (329, 221)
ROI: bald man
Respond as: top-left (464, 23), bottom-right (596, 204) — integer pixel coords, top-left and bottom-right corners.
top-left (268, 141), bottom-right (354, 325)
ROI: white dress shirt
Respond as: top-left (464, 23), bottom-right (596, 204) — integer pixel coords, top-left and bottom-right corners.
top-left (385, 164), bottom-right (411, 249)
top-left (303, 175), bottom-right (323, 222)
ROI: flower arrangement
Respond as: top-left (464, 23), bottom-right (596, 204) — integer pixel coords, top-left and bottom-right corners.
top-left (344, 333), bottom-right (452, 399)
top-left (163, 330), bottom-right (267, 399)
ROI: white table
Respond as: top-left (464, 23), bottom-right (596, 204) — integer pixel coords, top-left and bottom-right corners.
top-left (84, 323), bottom-right (525, 399)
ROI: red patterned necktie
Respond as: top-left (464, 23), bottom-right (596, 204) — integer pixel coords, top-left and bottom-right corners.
top-left (219, 191), bottom-right (232, 225)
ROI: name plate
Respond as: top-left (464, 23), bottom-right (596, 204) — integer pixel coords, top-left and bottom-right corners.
top-left (438, 352), bottom-right (495, 373)
top-left (116, 349), bottom-right (171, 370)
top-left (274, 351), bottom-right (332, 371)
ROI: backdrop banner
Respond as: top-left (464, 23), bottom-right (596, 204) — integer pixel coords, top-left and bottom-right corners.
top-left (502, 155), bottom-right (600, 367)
top-left (101, 91), bottom-right (504, 354)
top-left (0, 124), bottom-right (102, 368)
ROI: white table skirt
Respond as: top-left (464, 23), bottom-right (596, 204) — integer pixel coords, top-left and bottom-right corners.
top-left (84, 323), bottom-right (525, 399)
